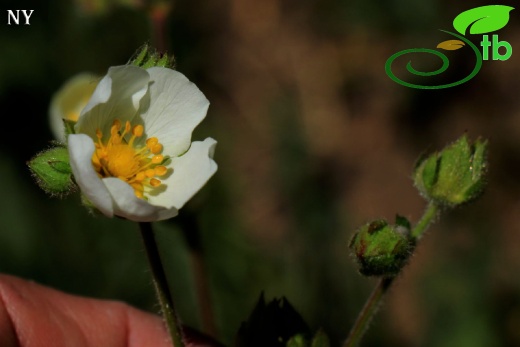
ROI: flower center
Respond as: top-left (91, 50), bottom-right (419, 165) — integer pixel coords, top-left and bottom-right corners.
top-left (92, 119), bottom-right (169, 199)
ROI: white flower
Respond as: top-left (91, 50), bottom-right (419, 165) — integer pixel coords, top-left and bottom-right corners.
top-left (49, 73), bottom-right (99, 142)
top-left (68, 65), bottom-right (217, 222)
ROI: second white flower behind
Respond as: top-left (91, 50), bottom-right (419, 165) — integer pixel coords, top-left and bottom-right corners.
top-left (68, 65), bottom-right (217, 222)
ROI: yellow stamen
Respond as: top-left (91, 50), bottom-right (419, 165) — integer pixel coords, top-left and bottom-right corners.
top-left (155, 166), bottom-right (167, 176)
top-left (91, 119), bottom-right (169, 199)
top-left (151, 143), bottom-right (163, 154)
top-left (152, 155), bottom-right (164, 164)
top-left (150, 178), bottom-right (161, 187)
top-left (146, 137), bottom-right (158, 148)
top-left (133, 125), bottom-right (144, 137)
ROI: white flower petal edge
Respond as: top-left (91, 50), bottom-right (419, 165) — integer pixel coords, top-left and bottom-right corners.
top-left (149, 137), bottom-right (218, 210)
top-left (103, 178), bottom-right (176, 222)
top-left (68, 134), bottom-right (114, 217)
top-left (140, 67), bottom-right (210, 157)
top-left (76, 66), bottom-right (150, 140)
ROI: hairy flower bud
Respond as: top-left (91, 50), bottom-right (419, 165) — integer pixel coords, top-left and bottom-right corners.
top-left (349, 216), bottom-right (414, 277)
top-left (28, 146), bottom-right (76, 197)
top-left (413, 135), bottom-right (488, 207)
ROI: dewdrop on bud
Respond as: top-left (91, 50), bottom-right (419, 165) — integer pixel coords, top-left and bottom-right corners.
top-left (413, 135), bottom-right (488, 207)
top-left (349, 216), bottom-right (415, 277)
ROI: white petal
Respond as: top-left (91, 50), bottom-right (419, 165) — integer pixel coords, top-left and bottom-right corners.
top-left (149, 138), bottom-right (217, 209)
top-left (68, 134), bottom-right (114, 217)
top-left (76, 65), bottom-right (150, 140)
top-left (139, 67), bottom-right (210, 157)
top-left (102, 178), bottom-right (178, 222)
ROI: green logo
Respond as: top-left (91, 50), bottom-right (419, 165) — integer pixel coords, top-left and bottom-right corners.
top-left (385, 5), bottom-right (514, 89)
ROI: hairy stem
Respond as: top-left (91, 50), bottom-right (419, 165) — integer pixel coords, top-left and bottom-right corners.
top-left (411, 202), bottom-right (439, 240)
top-left (139, 222), bottom-right (185, 347)
top-left (343, 277), bottom-right (394, 347)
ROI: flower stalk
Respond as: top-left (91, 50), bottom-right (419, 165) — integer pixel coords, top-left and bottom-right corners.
top-left (411, 202), bottom-right (439, 240)
top-left (343, 277), bottom-right (393, 347)
top-left (343, 202), bottom-right (440, 347)
top-left (139, 222), bottom-right (185, 347)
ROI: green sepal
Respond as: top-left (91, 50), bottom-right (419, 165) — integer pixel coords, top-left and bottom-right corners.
top-left (131, 44), bottom-right (149, 66)
top-left (413, 135), bottom-right (488, 207)
top-left (156, 54), bottom-right (171, 67)
top-left (418, 153), bottom-right (439, 192)
top-left (63, 118), bottom-right (77, 138)
top-left (395, 214), bottom-right (411, 230)
top-left (28, 146), bottom-right (76, 197)
top-left (130, 44), bottom-right (175, 69)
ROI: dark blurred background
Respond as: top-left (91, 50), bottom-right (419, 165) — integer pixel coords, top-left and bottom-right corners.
top-left (1, 0), bottom-right (520, 346)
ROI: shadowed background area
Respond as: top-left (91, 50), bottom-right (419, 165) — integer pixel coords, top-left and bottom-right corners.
top-left (0, 0), bottom-right (519, 346)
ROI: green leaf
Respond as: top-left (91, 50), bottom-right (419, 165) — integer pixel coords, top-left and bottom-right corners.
top-left (453, 5), bottom-right (514, 35)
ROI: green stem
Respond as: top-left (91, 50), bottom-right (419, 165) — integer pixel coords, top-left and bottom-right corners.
top-left (411, 202), bottom-right (439, 240)
top-left (343, 277), bottom-right (394, 347)
top-left (139, 222), bottom-right (185, 347)
top-left (343, 202), bottom-right (440, 347)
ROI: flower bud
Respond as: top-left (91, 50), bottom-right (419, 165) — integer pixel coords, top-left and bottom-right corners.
top-left (28, 146), bottom-right (76, 197)
top-left (49, 73), bottom-right (99, 142)
top-left (413, 135), bottom-right (488, 207)
top-left (349, 216), bottom-right (414, 277)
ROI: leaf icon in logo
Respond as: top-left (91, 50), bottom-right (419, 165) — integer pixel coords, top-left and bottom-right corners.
top-left (437, 40), bottom-right (465, 50)
top-left (453, 5), bottom-right (514, 35)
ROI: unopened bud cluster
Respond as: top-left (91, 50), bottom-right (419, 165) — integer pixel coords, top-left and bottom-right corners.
top-left (349, 134), bottom-right (489, 277)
